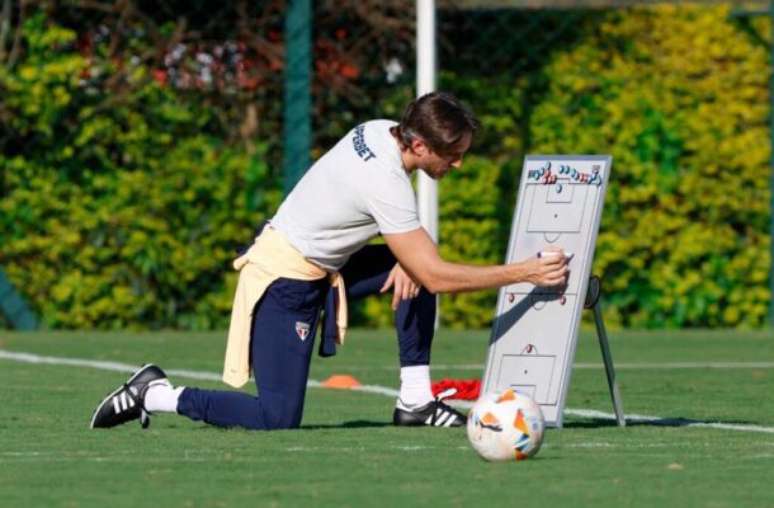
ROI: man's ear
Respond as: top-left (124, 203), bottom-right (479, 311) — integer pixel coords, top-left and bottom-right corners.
top-left (410, 138), bottom-right (429, 156)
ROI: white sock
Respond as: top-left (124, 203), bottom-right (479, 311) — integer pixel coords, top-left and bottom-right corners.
top-left (399, 365), bottom-right (433, 407)
top-left (144, 379), bottom-right (184, 413)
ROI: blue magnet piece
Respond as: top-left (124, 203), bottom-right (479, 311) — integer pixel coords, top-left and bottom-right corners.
top-left (545, 161), bottom-right (551, 171)
top-left (556, 183), bottom-right (563, 193)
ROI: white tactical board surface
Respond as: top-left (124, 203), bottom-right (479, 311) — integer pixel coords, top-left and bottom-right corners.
top-left (482, 155), bottom-right (612, 427)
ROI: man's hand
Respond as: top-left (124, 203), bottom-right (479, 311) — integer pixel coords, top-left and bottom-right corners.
top-left (518, 247), bottom-right (570, 287)
top-left (380, 263), bottom-right (422, 310)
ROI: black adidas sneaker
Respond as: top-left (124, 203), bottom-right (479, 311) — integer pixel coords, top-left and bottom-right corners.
top-left (393, 389), bottom-right (467, 428)
top-left (89, 364), bottom-right (168, 429)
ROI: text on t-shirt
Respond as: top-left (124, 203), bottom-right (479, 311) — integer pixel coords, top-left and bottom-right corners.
top-left (352, 124), bottom-right (377, 162)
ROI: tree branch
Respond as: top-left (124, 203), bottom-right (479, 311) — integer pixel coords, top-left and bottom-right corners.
top-left (6, 0), bottom-right (24, 68)
top-left (0, 0), bottom-right (12, 64)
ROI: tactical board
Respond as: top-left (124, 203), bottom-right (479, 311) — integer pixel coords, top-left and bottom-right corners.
top-left (482, 155), bottom-right (612, 427)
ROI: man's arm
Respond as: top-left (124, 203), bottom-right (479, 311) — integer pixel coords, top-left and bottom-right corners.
top-left (383, 227), bottom-right (568, 294)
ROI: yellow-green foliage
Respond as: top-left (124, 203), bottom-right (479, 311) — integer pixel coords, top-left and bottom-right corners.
top-left (530, 5), bottom-right (771, 327)
top-left (437, 155), bottom-right (503, 328)
top-left (2, 7), bottom-right (771, 331)
top-left (0, 15), bottom-right (280, 329)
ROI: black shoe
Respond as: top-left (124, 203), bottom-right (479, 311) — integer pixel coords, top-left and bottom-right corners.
top-left (392, 389), bottom-right (467, 427)
top-left (89, 364), bottom-right (167, 429)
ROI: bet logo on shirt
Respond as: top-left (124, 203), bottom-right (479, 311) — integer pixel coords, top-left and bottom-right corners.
top-left (352, 124), bottom-right (377, 162)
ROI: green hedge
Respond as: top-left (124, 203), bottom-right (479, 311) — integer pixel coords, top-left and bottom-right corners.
top-left (1, 7), bottom-right (771, 330)
top-left (436, 155), bottom-right (504, 328)
top-left (530, 5), bottom-right (771, 327)
top-left (0, 14), bottom-right (280, 329)
top-left (362, 6), bottom-right (772, 329)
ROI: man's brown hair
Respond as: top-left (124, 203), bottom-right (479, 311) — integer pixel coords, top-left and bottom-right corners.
top-left (390, 92), bottom-right (478, 156)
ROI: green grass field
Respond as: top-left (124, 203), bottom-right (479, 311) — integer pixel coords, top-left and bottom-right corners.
top-left (1, 328), bottom-right (773, 507)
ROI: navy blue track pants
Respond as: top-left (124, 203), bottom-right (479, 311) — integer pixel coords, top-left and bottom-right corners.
top-left (177, 244), bottom-right (436, 430)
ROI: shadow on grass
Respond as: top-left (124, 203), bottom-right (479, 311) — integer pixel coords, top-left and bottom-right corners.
top-left (563, 416), bottom-right (761, 429)
top-left (300, 420), bottom-right (392, 430)
top-left (169, 420), bottom-right (393, 431)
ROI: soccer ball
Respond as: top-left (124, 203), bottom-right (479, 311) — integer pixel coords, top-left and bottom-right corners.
top-left (466, 389), bottom-right (545, 462)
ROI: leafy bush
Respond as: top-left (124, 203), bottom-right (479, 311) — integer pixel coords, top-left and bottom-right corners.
top-left (530, 5), bottom-right (771, 327)
top-left (0, 14), bottom-right (280, 329)
top-left (2, 6), bottom-right (770, 331)
top-left (437, 155), bottom-right (504, 328)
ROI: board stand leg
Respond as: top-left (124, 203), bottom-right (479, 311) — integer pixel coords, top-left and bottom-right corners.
top-left (585, 276), bottom-right (626, 427)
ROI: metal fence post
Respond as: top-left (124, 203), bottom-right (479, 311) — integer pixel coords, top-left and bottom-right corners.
top-left (283, 0), bottom-right (312, 195)
top-left (0, 268), bottom-right (38, 330)
top-left (769, 0), bottom-right (774, 325)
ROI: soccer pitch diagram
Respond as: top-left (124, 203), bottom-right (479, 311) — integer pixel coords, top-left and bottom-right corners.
top-left (482, 155), bottom-right (612, 427)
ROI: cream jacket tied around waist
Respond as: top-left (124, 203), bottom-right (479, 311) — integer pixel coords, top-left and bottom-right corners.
top-left (222, 226), bottom-right (348, 388)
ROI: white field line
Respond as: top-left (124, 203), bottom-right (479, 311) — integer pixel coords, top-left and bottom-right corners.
top-left (337, 362), bottom-right (774, 371)
top-left (0, 351), bottom-right (402, 399)
top-left (4, 449), bottom-right (774, 461)
top-left (599, 361), bottom-right (774, 369)
top-left (2, 349), bottom-right (774, 435)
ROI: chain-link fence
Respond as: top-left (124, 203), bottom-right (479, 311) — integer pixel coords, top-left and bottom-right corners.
top-left (0, 0), bottom-right (771, 329)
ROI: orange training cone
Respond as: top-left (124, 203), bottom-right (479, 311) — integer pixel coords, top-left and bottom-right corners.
top-left (321, 374), bottom-right (362, 389)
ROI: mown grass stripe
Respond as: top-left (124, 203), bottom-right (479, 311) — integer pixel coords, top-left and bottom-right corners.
top-left (3, 349), bottom-right (774, 435)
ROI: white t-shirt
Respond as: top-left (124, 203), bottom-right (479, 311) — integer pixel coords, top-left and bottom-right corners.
top-left (270, 120), bottom-right (421, 271)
